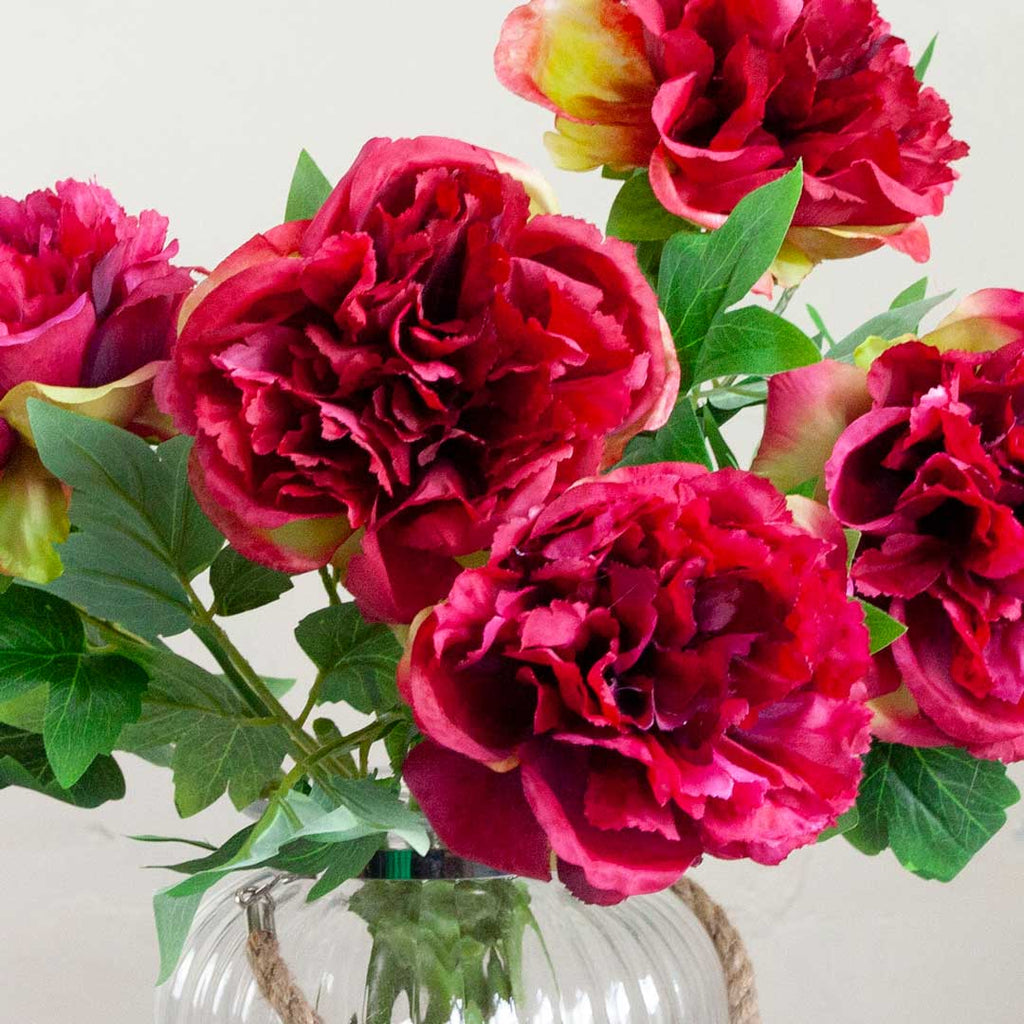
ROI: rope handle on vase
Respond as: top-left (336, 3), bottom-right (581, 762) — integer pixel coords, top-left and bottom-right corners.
top-left (672, 878), bottom-right (762, 1024)
top-left (237, 874), bottom-right (760, 1024)
top-left (237, 877), bottom-right (324, 1024)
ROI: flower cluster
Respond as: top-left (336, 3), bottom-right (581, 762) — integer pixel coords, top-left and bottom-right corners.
top-left (160, 137), bottom-right (678, 622)
top-left (8, 0), bottom-right (1017, 927)
top-left (497, 0), bottom-right (967, 275)
top-left (0, 179), bottom-right (192, 581)
top-left (757, 291), bottom-right (1024, 762)
top-left (401, 464), bottom-right (872, 900)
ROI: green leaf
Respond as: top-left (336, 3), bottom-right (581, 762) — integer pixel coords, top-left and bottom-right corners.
top-left (601, 165), bottom-right (634, 181)
top-left (157, 825), bottom-right (256, 874)
top-left (846, 743), bottom-right (1020, 881)
top-left (0, 587), bottom-right (147, 785)
top-left (818, 806), bottom-right (860, 843)
top-left (788, 478), bottom-right (819, 499)
top-left (0, 685), bottom-right (47, 732)
top-left (658, 164), bottom-right (803, 372)
top-left (307, 834), bottom-right (385, 901)
top-left (154, 886), bottom-right (206, 984)
top-left (915, 35), bottom-right (938, 82)
top-left (151, 779), bottom-right (428, 980)
top-left (116, 646), bottom-right (289, 816)
top-left (0, 586), bottom-right (85, 704)
top-left (692, 306), bottom-right (820, 385)
top-left (170, 716), bottom-right (289, 817)
top-left (890, 277), bottom-right (929, 310)
top-left (131, 835), bottom-right (219, 853)
top-left (617, 400), bottom-right (711, 469)
top-left (707, 377), bottom-right (768, 413)
top-left (844, 529), bottom-right (862, 569)
top-left (829, 293), bottom-right (954, 362)
top-left (857, 599), bottom-right (909, 655)
top-left (634, 239), bottom-right (664, 287)
top-left (44, 654), bottom-right (147, 787)
top-left (0, 577), bottom-right (12, 595)
top-left (28, 404), bottom-right (223, 638)
top-left (0, 724), bottom-right (125, 808)
top-left (296, 603), bottom-right (402, 715)
top-left (806, 304), bottom-right (835, 349)
top-left (304, 778), bottom-right (430, 854)
top-left (702, 406), bottom-right (739, 470)
top-left (607, 172), bottom-right (696, 242)
top-left (285, 149), bottom-right (332, 222)
top-left (209, 547), bottom-right (294, 616)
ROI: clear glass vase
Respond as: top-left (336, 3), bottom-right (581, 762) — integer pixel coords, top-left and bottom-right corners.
top-left (155, 853), bottom-right (730, 1024)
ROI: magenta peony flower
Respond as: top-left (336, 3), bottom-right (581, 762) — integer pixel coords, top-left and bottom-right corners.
top-left (496, 0), bottom-right (967, 278)
top-left (400, 463), bottom-right (871, 901)
top-left (755, 290), bottom-right (1024, 761)
top-left (160, 136), bottom-right (678, 623)
top-left (0, 179), bottom-right (194, 581)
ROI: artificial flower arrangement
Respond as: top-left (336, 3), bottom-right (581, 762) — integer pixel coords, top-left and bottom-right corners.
top-left (1, 0), bottom-right (1020, 1018)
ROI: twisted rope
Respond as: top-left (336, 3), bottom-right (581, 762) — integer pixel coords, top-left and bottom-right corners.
top-left (243, 876), bottom-right (760, 1024)
top-left (246, 929), bottom-right (324, 1024)
top-left (673, 878), bottom-right (761, 1024)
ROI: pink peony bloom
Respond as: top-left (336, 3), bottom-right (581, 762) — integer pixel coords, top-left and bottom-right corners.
top-left (496, 0), bottom-right (967, 278)
top-left (401, 463), bottom-right (871, 901)
top-left (755, 290), bottom-right (1024, 761)
top-left (161, 137), bottom-right (678, 623)
top-left (0, 180), bottom-right (193, 581)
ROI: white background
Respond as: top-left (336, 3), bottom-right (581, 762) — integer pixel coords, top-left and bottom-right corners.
top-left (2, 0), bottom-right (1023, 1021)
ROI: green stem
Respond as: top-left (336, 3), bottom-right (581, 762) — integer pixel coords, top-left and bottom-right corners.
top-left (296, 671), bottom-right (326, 729)
top-left (183, 582), bottom-right (350, 784)
top-left (773, 285), bottom-right (799, 316)
top-left (303, 714), bottom-right (403, 771)
top-left (319, 567), bottom-right (341, 607)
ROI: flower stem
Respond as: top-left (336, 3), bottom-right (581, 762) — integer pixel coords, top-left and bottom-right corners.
top-left (296, 671), bottom-right (326, 729)
top-left (773, 285), bottom-right (799, 316)
top-left (318, 567), bottom-right (341, 606)
top-left (184, 582), bottom-right (351, 784)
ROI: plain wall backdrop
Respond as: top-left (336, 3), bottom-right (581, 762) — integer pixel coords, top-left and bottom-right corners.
top-left (2, 1), bottom-right (1023, 1021)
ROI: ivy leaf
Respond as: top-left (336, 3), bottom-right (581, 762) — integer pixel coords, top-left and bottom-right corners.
top-left (0, 587), bottom-right (148, 785)
top-left (607, 171), bottom-right (696, 242)
top-left (0, 724), bottom-right (125, 808)
top-left (692, 306), bottom-right (820, 386)
top-left (116, 646), bottom-right (289, 817)
top-left (845, 742), bottom-right (1020, 881)
top-left (0, 685), bottom-right (47, 733)
top-left (658, 163), bottom-right (802, 377)
top-left (296, 603), bottom-right (402, 715)
top-left (285, 149), bottom-right (332, 222)
top-left (209, 547), bottom-right (294, 616)
top-left (28, 404), bottom-right (223, 638)
top-left (915, 35), bottom-right (938, 82)
top-left (857, 599), bottom-right (908, 655)
top-left (0, 586), bottom-right (85, 704)
top-left (828, 293), bottom-right (953, 362)
top-left (617, 400), bottom-right (711, 470)
top-left (44, 654), bottom-right (147, 787)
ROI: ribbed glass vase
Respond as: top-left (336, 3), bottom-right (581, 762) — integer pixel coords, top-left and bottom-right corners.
top-left (155, 854), bottom-right (730, 1024)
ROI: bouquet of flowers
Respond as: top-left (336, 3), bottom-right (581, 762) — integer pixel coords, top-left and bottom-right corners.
top-left (1, 0), bottom-right (1019, 1019)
